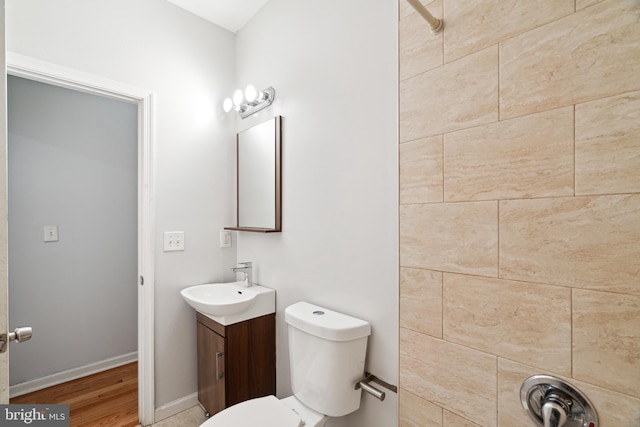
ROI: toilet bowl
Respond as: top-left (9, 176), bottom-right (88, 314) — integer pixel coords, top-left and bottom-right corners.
top-left (199, 301), bottom-right (370, 427)
top-left (201, 395), bottom-right (328, 427)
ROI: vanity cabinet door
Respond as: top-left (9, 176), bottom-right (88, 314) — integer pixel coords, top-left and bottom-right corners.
top-left (196, 312), bottom-right (276, 417)
top-left (197, 321), bottom-right (225, 416)
top-left (225, 314), bottom-right (276, 406)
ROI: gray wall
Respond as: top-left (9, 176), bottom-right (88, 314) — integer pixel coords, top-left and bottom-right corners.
top-left (8, 75), bottom-right (138, 385)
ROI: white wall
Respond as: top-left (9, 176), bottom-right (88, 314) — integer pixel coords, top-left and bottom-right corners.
top-left (235, 1), bottom-right (399, 426)
top-left (7, 0), bottom-right (238, 408)
top-left (8, 75), bottom-right (138, 385)
top-left (7, 2), bottom-right (400, 425)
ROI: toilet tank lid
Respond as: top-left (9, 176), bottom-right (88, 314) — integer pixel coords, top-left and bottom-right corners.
top-left (285, 302), bottom-right (371, 342)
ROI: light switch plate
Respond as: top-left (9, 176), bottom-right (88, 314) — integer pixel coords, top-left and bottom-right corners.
top-left (44, 225), bottom-right (59, 242)
top-left (164, 231), bottom-right (185, 251)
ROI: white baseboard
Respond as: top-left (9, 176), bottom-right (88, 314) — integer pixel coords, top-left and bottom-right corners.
top-left (154, 392), bottom-right (200, 422)
top-left (9, 352), bottom-right (138, 398)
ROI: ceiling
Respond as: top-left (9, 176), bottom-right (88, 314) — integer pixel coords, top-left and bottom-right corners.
top-left (166, 0), bottom-right (270, 33)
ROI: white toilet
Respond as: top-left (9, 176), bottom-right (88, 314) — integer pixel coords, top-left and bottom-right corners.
top-left (201, 301), bottom-right (371, 427)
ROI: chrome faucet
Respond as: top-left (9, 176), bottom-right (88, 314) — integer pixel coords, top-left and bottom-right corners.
top-left (231, 262), bottom-right (253, 287)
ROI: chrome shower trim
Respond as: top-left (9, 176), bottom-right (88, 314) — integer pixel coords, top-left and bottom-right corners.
top-left (521, 375), bottom-right (598, 427)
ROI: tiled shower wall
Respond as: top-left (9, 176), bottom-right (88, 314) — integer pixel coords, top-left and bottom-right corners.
top-left (398, 0), bottom-right (640, 426)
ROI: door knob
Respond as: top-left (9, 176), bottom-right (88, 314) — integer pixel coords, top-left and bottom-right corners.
top-left (0, 326), bottom-right (33, 353)
top-left (12, 326), bottom-right (33, 343)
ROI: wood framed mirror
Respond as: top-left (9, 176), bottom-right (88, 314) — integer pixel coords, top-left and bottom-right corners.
top-left (225, 116), bottom-right (281, 232)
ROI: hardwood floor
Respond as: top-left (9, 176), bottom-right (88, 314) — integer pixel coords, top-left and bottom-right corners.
top-left (10, 362), bottom-right (138, 427)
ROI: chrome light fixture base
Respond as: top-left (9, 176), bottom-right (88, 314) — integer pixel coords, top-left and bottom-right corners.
top-left (238, 87), bottom-right (276, 119)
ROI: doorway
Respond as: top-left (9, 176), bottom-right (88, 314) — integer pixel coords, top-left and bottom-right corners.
top-left (6, 54), bottom-right (155, 426)
top-left (7, 74), bottom-right (138, 424)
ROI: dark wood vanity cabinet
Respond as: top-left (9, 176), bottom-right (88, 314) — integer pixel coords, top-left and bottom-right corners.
top-left (196, 312), bottom-right (276, 417)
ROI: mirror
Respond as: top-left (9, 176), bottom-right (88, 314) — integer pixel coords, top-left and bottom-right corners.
top-left (226, 116), bottom-right (282, 232)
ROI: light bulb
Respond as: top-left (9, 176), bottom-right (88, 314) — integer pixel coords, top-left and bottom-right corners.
top-left (223, 97), bottom-right (233, 113)
top-left (245, 85), bottom-right (258, 103)
top-left (233, 89), bottom-right (244, 106)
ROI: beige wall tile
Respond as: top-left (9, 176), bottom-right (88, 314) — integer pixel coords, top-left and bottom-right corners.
top-left (577, 0), bottom-right (605, 10)
top-left (573, 289), bottom-right (640, 398)
top-left (499, 195), bottom-right (640, 295)
top-left (443, 410), bottom-right (481, 427)
top-left (400, 0), bottom-right (436, 20)
top-left (399, 0), bottom-right (414, 19)
top-left (575, 90), bottom-right (640, 195)
top-left (400, 0), bottom-right (640, 423)
top-left (444, 107), bottom-right (574, 202)
top-left (500, 0), bottom-right (640, 119)
top-left (400, 135), bottom-right (443, 204)
top-left (400, 201), bottom-right (498, 276)
top-left (498, 358), bottom-right (640, 427)
top-left (400, 0), bottom-right (443, 81)
top-left (497, 359), bottom-right (548, 427)
top-left (444, 0), bottom-right (573, 63)
top-left (399, 388), bottom-right (443, 426)
top-left (400, 328), bottom-right (497, 426)
top-left (400, 46), bottom-right (498, 142)
top-left (572, 383), bottom-right (640, 427)
top-left (400, 267), bottom-right (442, 337)
top-left (443, 274), bottom-right (571, 375)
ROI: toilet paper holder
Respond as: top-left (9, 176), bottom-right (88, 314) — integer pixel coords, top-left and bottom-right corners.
top-left (355, 372), bottom-right (397, 402)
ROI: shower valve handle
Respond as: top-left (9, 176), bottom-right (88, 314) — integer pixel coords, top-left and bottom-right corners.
top-left (542, 399), bottom-right (569, 427)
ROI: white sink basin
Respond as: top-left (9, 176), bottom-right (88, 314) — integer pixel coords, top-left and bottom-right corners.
top-left (181, 281), bottom-right (275, 325)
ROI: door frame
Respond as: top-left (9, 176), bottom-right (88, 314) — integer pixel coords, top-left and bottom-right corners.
top-left (7, 52), bottom-right (156, 426)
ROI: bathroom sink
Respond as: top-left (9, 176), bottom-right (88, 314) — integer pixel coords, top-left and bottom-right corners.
top-left (181, 281), bottom-right (275, 325)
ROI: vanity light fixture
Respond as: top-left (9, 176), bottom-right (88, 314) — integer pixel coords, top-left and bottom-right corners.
top-left (223, 85), bottom-right (276, 119)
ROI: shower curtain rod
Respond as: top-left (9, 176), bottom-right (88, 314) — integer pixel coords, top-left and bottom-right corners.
top-left (406, 0), bottom-right (443, 34)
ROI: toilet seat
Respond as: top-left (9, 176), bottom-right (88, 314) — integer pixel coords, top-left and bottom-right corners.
top-left (201, 395), bottom-right (303, 427)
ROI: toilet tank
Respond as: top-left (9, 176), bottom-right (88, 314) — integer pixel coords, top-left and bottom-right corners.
top-left (284, 302), bottom-right (371, 417)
